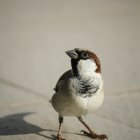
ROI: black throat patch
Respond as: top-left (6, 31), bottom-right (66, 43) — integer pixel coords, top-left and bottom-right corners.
top-left (71, 59), bottom-right (79, 76)
top-left (73, 77), bottom-right (99, 98)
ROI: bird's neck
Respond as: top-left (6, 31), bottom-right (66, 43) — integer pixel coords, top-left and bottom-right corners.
top-left (71, 59), bottom-right (101, 80)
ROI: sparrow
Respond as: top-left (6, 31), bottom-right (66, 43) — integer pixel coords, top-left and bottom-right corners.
top-left (51, 48), bottom-right (108, 140)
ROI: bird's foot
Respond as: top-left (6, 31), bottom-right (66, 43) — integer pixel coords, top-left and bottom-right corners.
top-left (81, 130), bottom-right (108, 140)
top-left (56, 134), bottom-right (66, 140)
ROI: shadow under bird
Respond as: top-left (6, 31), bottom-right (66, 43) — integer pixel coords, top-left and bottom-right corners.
top-left (51, 48), bottom-right (108, 140)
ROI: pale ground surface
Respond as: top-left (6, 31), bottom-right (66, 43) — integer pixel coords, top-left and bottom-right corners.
top-left (0, 0), bottom-right (140, 140)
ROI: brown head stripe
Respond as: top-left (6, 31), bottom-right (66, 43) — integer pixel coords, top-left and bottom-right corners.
top-left (86, 51), bottom-right (101, 73)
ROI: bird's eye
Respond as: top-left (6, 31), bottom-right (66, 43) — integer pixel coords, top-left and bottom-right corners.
top-left (82, 52), bottom-right (88, 58)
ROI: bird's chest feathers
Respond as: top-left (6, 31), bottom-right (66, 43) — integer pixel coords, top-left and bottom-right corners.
top-left (71, 60), bottom-right (101, 98)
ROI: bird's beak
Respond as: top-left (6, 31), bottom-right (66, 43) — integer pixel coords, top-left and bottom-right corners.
top-left (65, 49), bottom-right (78, 59)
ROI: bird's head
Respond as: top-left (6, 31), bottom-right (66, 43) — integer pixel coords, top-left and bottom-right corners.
top-left (66, 48), bottom-right (101, 77)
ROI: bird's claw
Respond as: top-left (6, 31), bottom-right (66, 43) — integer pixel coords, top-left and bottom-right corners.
top-left (81, 130), bottom-right (108, 140)
top-left (56, 134), bottom-right (66, 140)
top-left (56, 137), bottom-right (65, 140)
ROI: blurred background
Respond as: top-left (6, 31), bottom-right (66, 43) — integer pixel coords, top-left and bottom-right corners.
top-left (0, 0), bottom-right (140, 140)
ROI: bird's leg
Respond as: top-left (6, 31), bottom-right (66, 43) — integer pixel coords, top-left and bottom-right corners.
top-left (56, 115), bottom-right (65, 140)
top-left (78, 116), bottom-right (108, 140)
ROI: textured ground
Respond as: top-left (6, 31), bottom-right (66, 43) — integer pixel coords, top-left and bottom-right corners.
top-left (0, 0), bottom-right (140, 140)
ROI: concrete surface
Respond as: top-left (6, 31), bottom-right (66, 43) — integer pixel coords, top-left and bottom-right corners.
top-left (0, 0), bottom-right (140, 140)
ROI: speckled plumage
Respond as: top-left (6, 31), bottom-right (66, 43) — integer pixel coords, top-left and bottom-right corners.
top-left (52, 59), bottom-right (104, 116)
top-left (51, 48), bottom-right (107, 140)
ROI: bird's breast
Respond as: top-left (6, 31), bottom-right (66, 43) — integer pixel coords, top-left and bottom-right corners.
top-left (71, 77), bottom-right (100, 98)
top-left (51, 77), bottom-right (104, 116)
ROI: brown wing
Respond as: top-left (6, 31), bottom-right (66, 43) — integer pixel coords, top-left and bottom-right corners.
top-left (54, 70), bottom-right (73, 92)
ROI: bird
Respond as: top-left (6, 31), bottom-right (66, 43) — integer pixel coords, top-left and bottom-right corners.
top-left (51, 48), bottom-right (108, 140)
